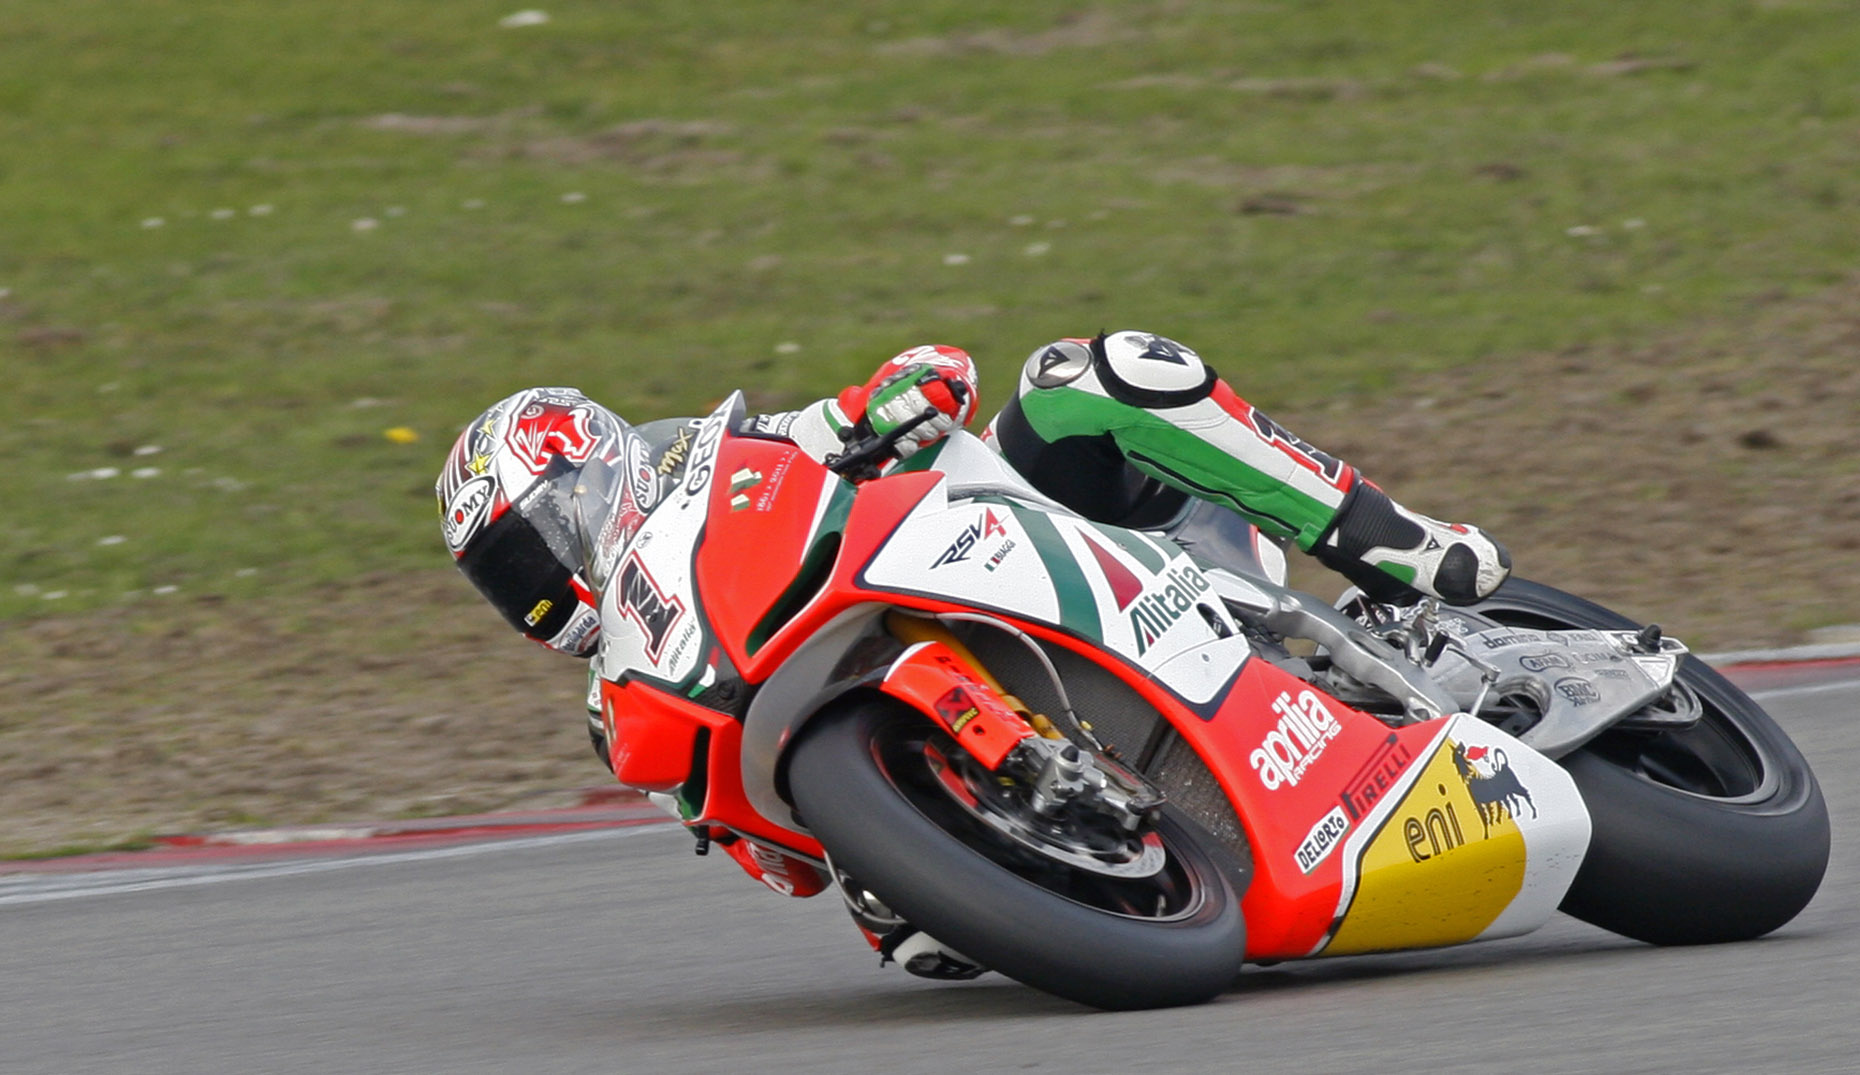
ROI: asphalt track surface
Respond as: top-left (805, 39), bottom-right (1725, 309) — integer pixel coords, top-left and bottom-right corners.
top-left (2, 670), bottom-right (1854, 1075)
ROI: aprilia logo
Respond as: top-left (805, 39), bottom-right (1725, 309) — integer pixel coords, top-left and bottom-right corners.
top-left (617, 555), bottom-right (685, 661)
top-left (1127, 564), bottom-right (1213, 655)
top-left (931, 508), bottom-right (1008, 568)
top-left (1251, 689), bottom-right (1343, 790)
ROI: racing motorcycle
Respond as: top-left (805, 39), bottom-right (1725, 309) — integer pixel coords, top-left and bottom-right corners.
top-left (588, 393), bottom-right (1830, 1010)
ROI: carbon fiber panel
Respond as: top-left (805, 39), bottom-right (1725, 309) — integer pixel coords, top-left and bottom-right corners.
top-left (1147, 732), bottom-right (1250, 868)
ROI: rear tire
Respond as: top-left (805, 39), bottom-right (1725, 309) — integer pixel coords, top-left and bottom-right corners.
top-left (1471, 579), bottom-right (1830, 944)
top-left (789, 696), bottom-right (1246, 1010)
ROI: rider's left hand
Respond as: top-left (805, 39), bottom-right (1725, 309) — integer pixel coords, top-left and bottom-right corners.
top-left (841, 345), bottom-right (979, 460)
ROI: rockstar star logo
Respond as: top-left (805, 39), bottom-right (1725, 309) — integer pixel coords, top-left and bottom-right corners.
top-left (467, 452), bottom-right (491, 476)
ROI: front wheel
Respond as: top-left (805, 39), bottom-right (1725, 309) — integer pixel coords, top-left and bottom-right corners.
top-left (788, 697), bottom-right (1246, 1010)
top-left (1471, 579), bottom-right (1831, 945)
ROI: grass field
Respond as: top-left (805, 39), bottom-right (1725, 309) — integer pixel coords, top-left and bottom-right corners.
top-left (6, 0), bottom-right (1860, 618)
top-left (4, 1), bottom-right (1859, 852)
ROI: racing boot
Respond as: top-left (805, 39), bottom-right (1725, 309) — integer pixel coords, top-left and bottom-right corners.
top-left (887, 930), bottom-right (989, 981)
top-left (1316, 481), bottom-right (1510, 605)
top-left (835, 864), bottom-right (987, 981)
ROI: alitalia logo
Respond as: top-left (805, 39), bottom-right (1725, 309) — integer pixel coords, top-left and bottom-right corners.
top-left (1127, 563), bottom-right (1213, 655)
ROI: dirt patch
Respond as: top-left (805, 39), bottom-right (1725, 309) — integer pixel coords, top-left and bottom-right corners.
top-left (1285, 278), bottom-right (1860, 643)
top-left (512, 119), bottom-right (761, 179)
top-left (361, 113), bottom-right (508, 135)
top-left (0, 572), bottom-right (587, 857)
top-left (356, 111), bottom-right (757, 179)
top-left (5, 281), bottom-right (1859, 855)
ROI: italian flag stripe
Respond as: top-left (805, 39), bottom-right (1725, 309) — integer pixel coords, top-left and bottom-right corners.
top-left (1086, 520), bottom-right (1166, 573)
top-left (1012, 507), bottom-right (1103, 641)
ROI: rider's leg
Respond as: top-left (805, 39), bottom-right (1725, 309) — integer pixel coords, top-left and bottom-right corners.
top-left (835, 864), bottom-right (987, 980)
top-left (984, 332), bottom-right (1509, 604)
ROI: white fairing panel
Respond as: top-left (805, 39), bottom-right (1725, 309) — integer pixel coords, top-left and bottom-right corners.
top-left (864, 440), bottom-right (1247, 696)
top-left (1459, 716), bottom-right (1592, 941)
top-left (861, 482), bottom-right (1064, 624)
top-left (596, 397), bottom-right (737, 689)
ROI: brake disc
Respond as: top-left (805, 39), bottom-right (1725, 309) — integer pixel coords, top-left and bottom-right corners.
top-left (921, 740), bottom-right (1166, 879)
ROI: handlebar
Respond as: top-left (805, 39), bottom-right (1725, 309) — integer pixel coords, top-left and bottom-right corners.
top-left (825, 379), bottom-right (970, 482)
top-left (825, 405), bottom-right (942, 482)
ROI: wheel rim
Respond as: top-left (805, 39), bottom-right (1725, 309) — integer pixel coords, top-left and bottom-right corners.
top-left (1579, 667), bottom-right (1775, 802)
top-left (1477, 608), bottom-right (1778, 803)
top-left (866, 719), bottom-right (1211, 922)
top-left (921, 739), bottom-right (1169, 879)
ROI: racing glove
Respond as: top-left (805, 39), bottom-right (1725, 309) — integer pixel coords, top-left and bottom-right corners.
top-left (839, 345), bottom-right (980, 460)
top-left (1315, 481), bottom-right (1511, 605)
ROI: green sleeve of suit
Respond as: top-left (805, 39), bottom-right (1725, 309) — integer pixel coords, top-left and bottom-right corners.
top-left (1014, 384), bottom-right (1346, 549)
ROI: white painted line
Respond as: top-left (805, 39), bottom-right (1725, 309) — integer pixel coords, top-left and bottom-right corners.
top-left (1704, 642), bottom-right (1860, 666)
top-left (0, 823), bottom-right (679, 908)
top-left (1747, 679), bottom-right (1860, 702)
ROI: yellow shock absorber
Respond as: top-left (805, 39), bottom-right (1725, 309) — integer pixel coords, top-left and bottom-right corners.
top-left (884, 612), bottom-right (1068, 740)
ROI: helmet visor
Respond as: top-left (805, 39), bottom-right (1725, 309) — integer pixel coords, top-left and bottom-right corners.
top-left (568, 436), bottom-right (661, 592)
top-left (457, 465), bottom-right (584, 642)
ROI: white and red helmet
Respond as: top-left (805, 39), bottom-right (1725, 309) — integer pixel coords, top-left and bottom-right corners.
top-left (436, 387), bottom-right (657, 656)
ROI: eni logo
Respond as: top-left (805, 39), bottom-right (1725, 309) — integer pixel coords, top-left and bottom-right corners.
top-left (1403, 786), bottom-right (1467, 862)
top-left (1403, 741), bottom-right (1541, 860)
top-left (1323, 732), bottom-right (1532, 955)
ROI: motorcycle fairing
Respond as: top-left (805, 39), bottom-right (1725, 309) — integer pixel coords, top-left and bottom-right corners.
top-left (854, 482), bottom-right (1247, 708)
top-left (692, 436), bottom-right (856, 670)
top-left (597, 396), bottom-right (742, 695)
top-left (601, 407), bottom-right (1599, 944)
top-left (1160, 654), bottom-right (1589, 959)
top-left (597, 675), bottom-right (826, 858)
top-left (1314, 713), bottom-right (1590, 955)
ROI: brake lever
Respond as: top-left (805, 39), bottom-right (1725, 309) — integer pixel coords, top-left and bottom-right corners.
top-left (825, 405), bottom-right (940, 482)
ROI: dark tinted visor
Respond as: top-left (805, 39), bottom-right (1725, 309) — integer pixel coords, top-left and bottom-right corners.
top-left (457, 500), bottom-right (581, 642)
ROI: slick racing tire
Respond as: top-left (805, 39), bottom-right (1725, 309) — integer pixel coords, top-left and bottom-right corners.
top-left (1471, 578), bottom-right (1830, 945)
top-left (788, 697), bottom-right (1246, 1011)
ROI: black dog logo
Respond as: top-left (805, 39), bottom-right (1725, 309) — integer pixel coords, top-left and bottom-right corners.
top-left (1451, 741), bottom-right (1537, 837)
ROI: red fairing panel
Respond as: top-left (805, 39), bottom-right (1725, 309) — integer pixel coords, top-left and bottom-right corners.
top-left (720, 835), bottom-right (829, 898)
top-left (694, 437), bottom-right (949, 682)
top-left (1161, 656), bottom-right (1449, 959)
top-left (599, 678), bottom-right (824, 862)
top-left (694, 438), bottom-right (838, 674)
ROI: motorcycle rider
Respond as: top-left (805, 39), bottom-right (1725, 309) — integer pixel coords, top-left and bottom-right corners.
top-left (435, 331), bottom-right (1510, 977)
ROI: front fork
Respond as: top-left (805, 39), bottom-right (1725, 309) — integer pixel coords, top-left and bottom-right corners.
top-left (877, 614), bottom-right (1163, 831)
